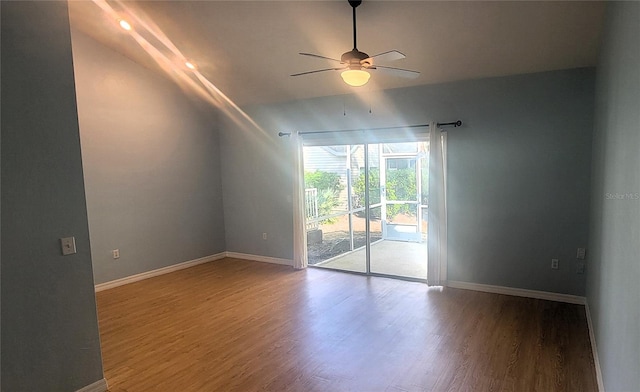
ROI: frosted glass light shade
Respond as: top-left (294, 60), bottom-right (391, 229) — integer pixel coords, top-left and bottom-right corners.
top-left (341, 69), bottom-right (370, 87)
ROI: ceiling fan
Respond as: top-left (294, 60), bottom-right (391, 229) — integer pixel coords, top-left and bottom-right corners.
top-left (291, 0), bottom-right (420, 87)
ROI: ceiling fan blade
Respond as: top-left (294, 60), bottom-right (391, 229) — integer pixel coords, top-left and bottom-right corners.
top-left (369, 50), bottom-right (406, 63)
top-left (299, 53), bottom-right (343, 63)
top-left (369, 65), bottom-right (420, 79)
top-left (291, 67), bottom-right (346, 77)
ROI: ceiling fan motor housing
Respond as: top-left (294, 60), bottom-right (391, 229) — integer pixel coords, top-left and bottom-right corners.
top-left (341, 49), bottom-right (371, 69)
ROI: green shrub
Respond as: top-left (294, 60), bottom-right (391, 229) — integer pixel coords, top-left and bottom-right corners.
top-left (354, 168), bottom-right (380, 205)
top-left (304, 170), bottom-right (343, 224)
top-left (304, 171), bottom-right (343, 193)
top-left (317, 188), bottom-right (340, 223)
top-left (386, 168), bottom-right (417, 217)
top-left (354, 168), bottom-right (380, 218)
top-left (354, 167), bottom-right (417, 219)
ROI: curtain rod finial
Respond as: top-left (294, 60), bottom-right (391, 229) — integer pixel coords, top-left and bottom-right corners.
top-left (278, 132), bottom-right (291, 137)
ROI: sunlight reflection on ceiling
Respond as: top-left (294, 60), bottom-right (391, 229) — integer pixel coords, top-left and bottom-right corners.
top-left (90, 0), bottom-right (270, 142)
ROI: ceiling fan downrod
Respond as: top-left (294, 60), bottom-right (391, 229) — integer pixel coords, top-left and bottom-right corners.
top-left (349, 0), bottom-right (362, 50)
top-left (341, 0), bottom-right (368, 68)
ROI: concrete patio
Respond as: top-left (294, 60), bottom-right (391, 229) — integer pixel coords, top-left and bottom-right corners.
top-left (314, 239), bottom-right (428, 280)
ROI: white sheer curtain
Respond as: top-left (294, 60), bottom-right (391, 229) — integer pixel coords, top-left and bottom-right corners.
top-left (427, 122), bottom-right (448, 286)
top-left (292, 132), bottom-right (308, 269)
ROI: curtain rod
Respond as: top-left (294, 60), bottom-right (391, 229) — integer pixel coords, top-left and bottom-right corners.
top-left (277, 120), bottom-right (462, 137)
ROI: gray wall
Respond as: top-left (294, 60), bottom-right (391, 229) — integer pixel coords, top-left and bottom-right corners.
top-left (220, 115), bottom-right (293, 259)
top-left (587, 2), bottom-right (640, 391)
top-left (223, 68), bottom-right (595, 296)
top-left (1, 2), bottom-right (104, 390)
top-left (70, 31), bottom-right (226, 284)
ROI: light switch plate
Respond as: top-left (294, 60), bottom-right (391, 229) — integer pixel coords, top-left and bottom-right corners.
top-left (61, 237), bottom-right (76, 255)
top-left (577, 248), bottom-right (586, 259)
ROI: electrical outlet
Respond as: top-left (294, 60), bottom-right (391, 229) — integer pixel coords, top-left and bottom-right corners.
top-left (262, 232), bottom-right (267, 240)
top-left (577, 248), bottom-right (586, 259)
top-left (551, 259), bottom-right (559, 269)
top-left (577, 262), bottom-right (585, 274)
top-left (112, 249), bottom-right (120, 259)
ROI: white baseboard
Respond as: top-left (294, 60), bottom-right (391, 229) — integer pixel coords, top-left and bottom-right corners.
top-left (95, 252), bottom-right (226, 292)
top-left (76, 378), bottom-right (108, 392)
top-left (447, 280), bottom-right (586, 305)
top-left (585, 301), bottom-right (606, 392)
top-left (225, 251), bottom-right (293, 266)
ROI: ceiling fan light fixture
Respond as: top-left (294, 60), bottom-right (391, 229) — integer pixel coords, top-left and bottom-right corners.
top-left (341, 69), bottom-right (370, 87)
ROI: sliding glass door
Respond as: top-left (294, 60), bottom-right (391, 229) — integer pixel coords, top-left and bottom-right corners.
top-left (302, 136), bottom-right (430, 281)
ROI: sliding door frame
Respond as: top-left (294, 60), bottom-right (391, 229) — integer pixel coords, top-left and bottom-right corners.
top-left (305, 141), bottom-right (429, 284)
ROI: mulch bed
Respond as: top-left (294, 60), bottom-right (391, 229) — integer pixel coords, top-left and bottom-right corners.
top-left (308, 230), bottom-right (382, 265)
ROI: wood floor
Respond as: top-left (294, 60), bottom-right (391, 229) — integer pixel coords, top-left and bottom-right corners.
top-left (98, 258), bottom-right (598, 392)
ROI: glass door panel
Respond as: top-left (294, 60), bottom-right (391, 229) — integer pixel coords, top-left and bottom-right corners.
top-left (371, 142), bottom-right (428, 280)
top-left (305, 144), bottom-right (366, 273)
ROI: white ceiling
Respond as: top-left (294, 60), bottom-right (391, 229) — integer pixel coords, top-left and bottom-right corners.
top-left (68, 1), bottom-right (606, 107)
